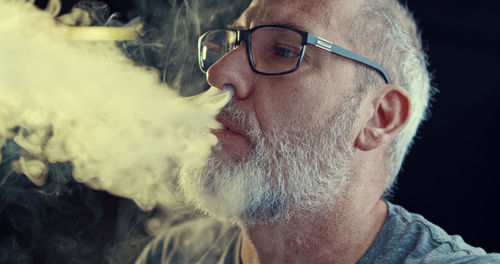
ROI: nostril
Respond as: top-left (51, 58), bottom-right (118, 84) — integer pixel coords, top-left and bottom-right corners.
top-left (222, 84), bottom-right (236, 96)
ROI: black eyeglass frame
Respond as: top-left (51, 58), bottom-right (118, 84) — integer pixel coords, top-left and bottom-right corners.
top-left (198, 24), bottom-right (391, 84)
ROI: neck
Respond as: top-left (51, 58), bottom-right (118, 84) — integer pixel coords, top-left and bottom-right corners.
top-left (239, 179), bottom-right (388, 264)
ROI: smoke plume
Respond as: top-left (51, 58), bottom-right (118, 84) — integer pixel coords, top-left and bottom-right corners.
top-left (0, 0), bottom-right (250, 262)
top-left (0, 0), bottom-right (232, 210)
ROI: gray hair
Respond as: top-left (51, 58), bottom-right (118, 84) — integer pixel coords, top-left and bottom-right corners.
top-left (348, 0), bottom-right (434, 195)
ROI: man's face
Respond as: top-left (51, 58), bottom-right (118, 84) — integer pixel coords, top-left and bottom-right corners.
top-left (179, 0), bottom-right (364, 223)
top-left (207, 0), bottom-right (362, 160)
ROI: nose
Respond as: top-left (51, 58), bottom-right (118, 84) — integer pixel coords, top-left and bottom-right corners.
top-left (206, 44), bottom-right (253, 100)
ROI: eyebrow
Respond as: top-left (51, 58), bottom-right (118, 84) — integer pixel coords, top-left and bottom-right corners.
top-left (227, 21), bottom-right (308, 33)
top-left (227, 23), bottom-right (246, 30)
top-left (279, 22), bottom-right (307, 32)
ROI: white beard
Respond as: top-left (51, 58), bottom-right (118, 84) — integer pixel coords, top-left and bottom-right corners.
top-left (179, 94), bottom-right (362, 225)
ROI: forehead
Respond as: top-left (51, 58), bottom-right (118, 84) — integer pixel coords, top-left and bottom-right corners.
top-left (236, 0), bottom-right (362, 37)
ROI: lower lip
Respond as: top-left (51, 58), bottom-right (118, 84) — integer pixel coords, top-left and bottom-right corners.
top-left (210, 129), bottom-right (251, 160)
top-left (211, 128), bottom-right (242, 138)
top-left (211, 128), bottom-right (251, 145)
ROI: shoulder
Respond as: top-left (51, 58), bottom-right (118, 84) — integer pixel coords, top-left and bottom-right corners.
top-left (136, 216), bottom-right (241, 264)
top-left (358, 201), bottom-right (500, 264)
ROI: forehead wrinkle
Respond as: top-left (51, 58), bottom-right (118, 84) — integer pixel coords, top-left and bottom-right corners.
top-left (240, 1), bottom-right (345, 38)
top-left (242, 0), bottom-right (365, 36)
top-left (287, 0), bottom-right (333, 15)
top-left (240, 4), bottom-right (325, 34)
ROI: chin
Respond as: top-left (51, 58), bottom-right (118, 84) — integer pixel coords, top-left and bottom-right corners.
top-left (178, 160), bottom-right (247, 222)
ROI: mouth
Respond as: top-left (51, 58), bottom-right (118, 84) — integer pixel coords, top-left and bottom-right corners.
top-left (214, 116), bottom-right (242, 135)
top-left (211, 116), bottom-right (252, 160)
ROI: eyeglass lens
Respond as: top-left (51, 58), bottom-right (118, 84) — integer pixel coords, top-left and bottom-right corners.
top-left (199, 27), bottom-right (303, 74)
top-left (199, 30), bottom-right (237, 72)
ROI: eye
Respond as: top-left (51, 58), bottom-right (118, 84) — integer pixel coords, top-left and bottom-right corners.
top-left (275, 45), bottom-right (300, 58)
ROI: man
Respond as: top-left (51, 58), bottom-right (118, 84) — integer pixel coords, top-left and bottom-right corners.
top-left (140, 0), bottom-right (500, 263)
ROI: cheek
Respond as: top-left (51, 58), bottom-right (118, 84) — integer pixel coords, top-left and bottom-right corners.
top-left (252, 77), bottom-right (336, 133)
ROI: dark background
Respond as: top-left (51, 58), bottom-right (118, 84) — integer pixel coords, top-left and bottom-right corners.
top-left (34, 0), bottom-right (500, 254)
top-left (395, 1), bottom-right (500, 253)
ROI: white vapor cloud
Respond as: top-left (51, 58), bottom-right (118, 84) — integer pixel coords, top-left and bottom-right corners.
top-left (0, 0), bottom-right (231, 211)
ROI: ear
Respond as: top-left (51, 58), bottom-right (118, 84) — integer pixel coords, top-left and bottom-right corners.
top-left (355, 85), bottom-right (411, 151)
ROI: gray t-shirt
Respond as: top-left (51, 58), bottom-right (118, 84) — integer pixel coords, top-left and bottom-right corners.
top-left (140, 201), bottom-right (500, 263)
top-left (357, 202), bottom-right (500, 263)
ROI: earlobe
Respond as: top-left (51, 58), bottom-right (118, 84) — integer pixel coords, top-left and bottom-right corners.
top-left (355, 85), bottom-right (411, 151)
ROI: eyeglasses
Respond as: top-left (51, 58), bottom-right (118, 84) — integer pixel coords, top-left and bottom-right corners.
top-left (197, 24), bottom-right (391, 84)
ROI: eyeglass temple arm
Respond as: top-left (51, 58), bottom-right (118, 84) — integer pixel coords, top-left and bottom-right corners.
top-left (306, 34), bottom-right (391, 84)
